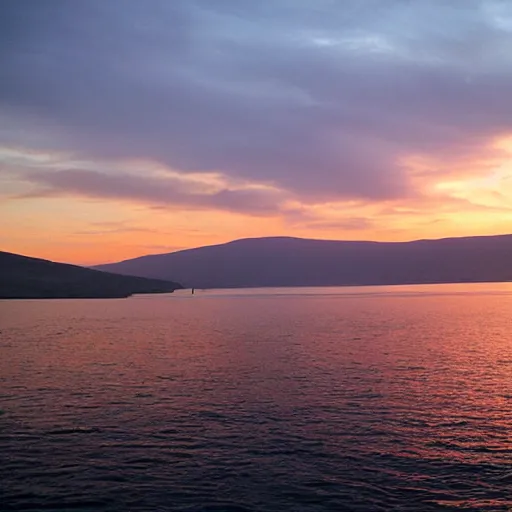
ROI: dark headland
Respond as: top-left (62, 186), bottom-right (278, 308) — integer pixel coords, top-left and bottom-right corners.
top-left (93, 234), bottom-right (512, 289)
top-left (0, 251), bottom-right (182, 299)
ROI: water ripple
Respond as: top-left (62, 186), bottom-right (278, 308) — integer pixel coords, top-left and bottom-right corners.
top-left (1, 287), bottom-right (511, 511)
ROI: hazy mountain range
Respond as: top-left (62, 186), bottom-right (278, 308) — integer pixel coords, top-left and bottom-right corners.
top-left (0, 251), bottom-right (182, 299)
top-left (94, 234), bottom-right (512, 289)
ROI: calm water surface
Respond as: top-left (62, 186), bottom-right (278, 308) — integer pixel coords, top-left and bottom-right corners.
top-left (1, 284), bottom-right (511, 511)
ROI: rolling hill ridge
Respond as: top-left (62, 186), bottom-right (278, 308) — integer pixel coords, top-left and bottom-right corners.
top-left (93, 234), bottom-right (512, 289)
top-left (0, 251), bottom-right (182, 299)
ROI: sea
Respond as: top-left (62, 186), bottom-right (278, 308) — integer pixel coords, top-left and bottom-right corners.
top-left (1, 283), bottom-right (511, 511)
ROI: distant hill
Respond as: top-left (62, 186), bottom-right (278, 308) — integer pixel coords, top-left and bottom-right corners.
top-left (0, 251), bottom-right (182, 299)
top-left (93, 234), bottom-right (512, 289)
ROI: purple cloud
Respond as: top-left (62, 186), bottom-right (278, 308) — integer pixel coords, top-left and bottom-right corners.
top-left (1, 0), bottom-right (512, 210)
top-left (18, 168), bottom-right (288, 215)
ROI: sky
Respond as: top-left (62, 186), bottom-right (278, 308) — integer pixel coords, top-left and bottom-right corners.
top-left (1, 0), bottom-right (512, 265)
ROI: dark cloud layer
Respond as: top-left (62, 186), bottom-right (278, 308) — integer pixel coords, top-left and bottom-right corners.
top-left (1, 0), bottom-right (512, 208)
top-left (19, 168), bottom-right (286, 215)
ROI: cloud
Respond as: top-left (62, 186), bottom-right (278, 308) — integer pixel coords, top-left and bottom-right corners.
top-left (1, 0), bottom-right (512, 212)
top-left (17, 167), bottom-right (289, 216)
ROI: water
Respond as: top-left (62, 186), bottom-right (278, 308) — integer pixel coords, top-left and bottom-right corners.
top-left (1, 283), bottom-right (511, 511)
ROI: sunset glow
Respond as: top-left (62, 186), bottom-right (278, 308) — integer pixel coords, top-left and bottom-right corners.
top-left (2, 1), bottom-right (512, 264)
top-left (2, 3), bottom-right (512, 510)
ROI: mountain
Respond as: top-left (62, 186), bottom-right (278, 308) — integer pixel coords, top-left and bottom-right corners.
top-left (0, 251), bottom-right (182, 299)
top-left (93, 234), bottom-right (512, 289)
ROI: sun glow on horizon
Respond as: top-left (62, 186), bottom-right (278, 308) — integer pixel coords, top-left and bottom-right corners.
top-left (2, 133), bottom-right (512, 265)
